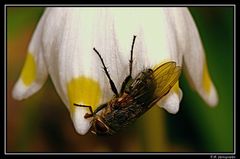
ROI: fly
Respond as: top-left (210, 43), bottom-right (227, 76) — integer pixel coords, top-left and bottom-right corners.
top-left (74, 35), bottom-right (182, 135)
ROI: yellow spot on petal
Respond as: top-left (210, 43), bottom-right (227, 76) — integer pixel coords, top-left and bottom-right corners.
top-left (202, 62), bottom-right (212, 94)
top-left (67, 76), bottom-right (101, 114)
top-left (20, 53), bottom-right (36, 86)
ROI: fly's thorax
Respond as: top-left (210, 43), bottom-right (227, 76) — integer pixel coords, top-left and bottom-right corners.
top-left (108, 93), bottom-right (134, 109)
top-left (108, 96), bottom-right (121, 109)
top-left (117, 93), bottom-right (130, 102)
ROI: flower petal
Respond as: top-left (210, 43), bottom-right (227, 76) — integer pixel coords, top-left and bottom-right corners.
top-left (177, 8), bottom-right (218, 107)
top-left (39, 8), bottom-right (129, 134)
top-left (161, 8), bottom-right (218, 107)
top-left (12, 9), bottom-right (48, 100)
top-left (67, 76), bottom-right (102, 135)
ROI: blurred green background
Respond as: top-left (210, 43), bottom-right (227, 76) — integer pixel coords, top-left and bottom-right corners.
top-left (7, 7), bottom-right (234, 152)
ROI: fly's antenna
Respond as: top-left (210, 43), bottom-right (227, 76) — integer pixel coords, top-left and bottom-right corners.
top-left (129, 35), bottom-right (136, 77)
top-left (93, 48), bottom-right (119, 97)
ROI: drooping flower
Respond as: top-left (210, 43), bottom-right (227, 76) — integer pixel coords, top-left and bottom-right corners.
top-left (12, 7), bottom-right (218, 135)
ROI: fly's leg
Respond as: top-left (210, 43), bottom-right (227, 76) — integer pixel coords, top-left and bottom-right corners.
top-left (74, 103), bottom-right (94, 118)
top-left (120, 35), bottom-right (136, 94)
top-left (74, 103), bottom-right (108, 118)
top-left (129, 35), bottom-right (136, 77)
top-left (120, 75), bottom-right (133, 94)
top-left (93, 103), bottom-right (108, 114)
top-left (93, 48), bottom-right (119, 97)
top-left (93, 36), bottom-right (136, 96)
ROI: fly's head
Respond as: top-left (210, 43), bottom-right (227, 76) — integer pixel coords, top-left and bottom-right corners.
top-left (91, 116), bottom-right (115, 135)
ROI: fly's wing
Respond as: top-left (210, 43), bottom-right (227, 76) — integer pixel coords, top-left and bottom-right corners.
top-left (118, 61), bottom-right (181, 108)
top-left (151, 61), bottom-right (182, 104)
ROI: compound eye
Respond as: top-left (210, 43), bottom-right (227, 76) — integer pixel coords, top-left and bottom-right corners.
top-left (95, 119), bottom-right (108, 134)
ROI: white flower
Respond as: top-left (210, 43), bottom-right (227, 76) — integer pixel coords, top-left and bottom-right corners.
top-left (12, 7), bottom-right (218, 135)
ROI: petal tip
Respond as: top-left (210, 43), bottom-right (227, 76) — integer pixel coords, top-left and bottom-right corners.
top-left (71, 107), bottom-right (92, 135)
top-left (206, 85), bottom-right (219, 107)
top-left (12, 80), bottom-right (26, 101)
top-left (12, 79), bottom-right (44, 101)
top-left (158, 91), bottom-right (181, 114)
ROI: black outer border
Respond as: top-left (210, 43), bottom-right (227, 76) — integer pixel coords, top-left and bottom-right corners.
top-left (2, 3), bottom-right (237, 158)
